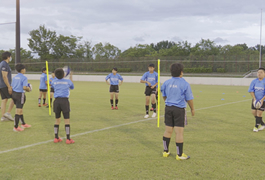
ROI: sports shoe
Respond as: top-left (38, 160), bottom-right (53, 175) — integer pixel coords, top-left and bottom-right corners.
top-left (253, 127), bottom-right (259, 132)
top-left (66, 139), bottom-right (75, 144)
top-left (54, 138), bottom-right (63, 143)
top-left (13, 127), bottom-right (24, 132)
top-left (144, 114), bottom-right (149, 119)
top-left (21, 124), bottom-right (31, 129)
top-left (176, 153), bottom-right (190, 160)
top-left (111, 106), bottom-right (114, 110)
top-left (152, 113), bottom-right (157, 118)
top-left (38, 104), bottom-right (41, 107)
top-left (43, 103), bottom-right (48, 106)
top-left (150, 108), bottom-right (154, 111)
top-left (115, 106), bottom-right (118, 110)
top-left (1, 117), bottom-right (9, 122)
top-left (258, 125), bottom-right (265, 131)
top-left (4, 112), bottom-right (14, 121)
top-left (163, 151), bottom-right (170, 157)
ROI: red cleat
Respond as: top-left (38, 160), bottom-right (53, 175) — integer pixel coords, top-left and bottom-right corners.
top-left (38, 104), bottom-right (41, 107)
top-left (66, 139), bottom-right (75, 144)
top-left (150, 108), bottom-right (154, 111)
top-left (21, 124), bottom-right (31, 129)
top-left (54, 138), bottom-right (63, 143)
top-left (43, 103), bottom-right (48, 106)
top-left (115, 106), bottom-right (118, 110)
top-left (111, 107), bottom-right (114, 110)
top-left (13, 127), bottom-right (24, 132)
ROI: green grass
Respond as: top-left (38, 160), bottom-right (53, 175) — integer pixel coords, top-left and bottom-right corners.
top-left (0, 81), bottom-right (263, 179)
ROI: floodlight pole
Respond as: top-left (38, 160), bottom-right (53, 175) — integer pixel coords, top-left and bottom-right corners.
top-left (16, 0), bottom-right (21, 65)
top-left (259, 9), bottom-right (262, 68)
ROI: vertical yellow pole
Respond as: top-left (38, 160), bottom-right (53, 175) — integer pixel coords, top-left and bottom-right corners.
top-left (46, 61), bottom-right (51, 116)
top-left (157, 59), bottom-right (160, 127)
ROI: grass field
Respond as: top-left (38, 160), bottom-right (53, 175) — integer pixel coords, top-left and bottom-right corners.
top-left (0, 81), bottom-right (264, 180)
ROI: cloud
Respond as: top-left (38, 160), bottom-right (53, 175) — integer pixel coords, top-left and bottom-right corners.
top-left (133, 36), bottom-right (145, 42)
top-left (213, 37), bottom-right (228, 43)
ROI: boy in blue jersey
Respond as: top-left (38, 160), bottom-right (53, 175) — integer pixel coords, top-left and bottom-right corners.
top-left (161, 63), bottom-right (195, 160)
top-left (140, 64), bottom-right (158, 118)
top-left (38, 67), bottom-right (48, 107)
top-left (11, 64), bottom-right (31, 132)
top-left (248, 67), bottom-right (265, 132)
top-left (51, 68), bottom-right (74, 144)
top-left (105, 68), bottom-right (123, 110)
top-left (46, 70), bottom-right (56, 108)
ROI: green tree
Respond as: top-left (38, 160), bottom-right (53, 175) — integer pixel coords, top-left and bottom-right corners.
top-left (92, 42), bottom-right (121, 60)
top-left (28, 25), bottom-right (57, 60)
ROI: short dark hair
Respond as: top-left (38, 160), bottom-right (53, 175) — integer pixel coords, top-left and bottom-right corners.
top-left (170, 63), bottom-right (184, 77)
top-left (2, 51), bottom-right (11, 60)
top-left (15, 64), bottom-right (25, 73)
top-left (112, 67), bottom-right (118, 71)
top-left (148, 64), bottom-right (155, 68)
top-left (55, 68), bottom-right (64, 79)
top-left (258, 67), bottom-right (265, 72)
top-left (42, 67), bottom-right (46, 72)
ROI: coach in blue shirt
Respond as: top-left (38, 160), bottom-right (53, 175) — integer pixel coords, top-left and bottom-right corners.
top-left (0, 52), bottom-right (14, 121)
top-left (161, 63), bottom-right (195, 160)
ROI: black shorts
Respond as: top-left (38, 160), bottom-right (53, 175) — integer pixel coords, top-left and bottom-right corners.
top-left (51, 88), bottom-right (54, 93)
top-left (39, 89), bottom-right (47, 92)
top-left (109, 85), bottom-right (119, 93)
top-left (164, 106), bottom-right (187, 127)
top-left (251, 99), bottom-right (265, 111)
top-left (53, 98), bottom-right (70, 119)
top-left (0, 87), bottom-right (12, 99)
top-left (145, 86), bottom-right (156, 96)
top-left (12, 92), bottom-right (26, 109)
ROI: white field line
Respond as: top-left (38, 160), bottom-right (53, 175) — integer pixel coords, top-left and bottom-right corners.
top-left (0, 99), bottom-right (251, 155)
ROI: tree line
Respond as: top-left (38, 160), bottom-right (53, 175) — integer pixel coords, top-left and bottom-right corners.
top-left (1, 25), bottom-right (265, 62)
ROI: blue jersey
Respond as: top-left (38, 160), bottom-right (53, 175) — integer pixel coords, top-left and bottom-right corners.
top-left (11, 73), bottom-right (28, 93)
top-left (39, 73), bottom-right (47, 89)
top-left (161, 77), bottom-right (193, 108)
top-left (248, 78), bottom-right (265, 101)
top-left (105, 73), bottom-right (123, 85)
top-left (141, 71), bottom-right (158, 86)
top-left (51, 78), bottom-right (74, 98)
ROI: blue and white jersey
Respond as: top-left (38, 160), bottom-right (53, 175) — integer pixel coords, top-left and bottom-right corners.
top-left (248, 78), bottom-right (265, 101)
top-left (39, 73), bottom-right (47, 89)
top-left (51, 78), bottom-right (74, 98)
top-left (11, 73), bottom-right (28, 93)
top-left (141, 71), bottom-right (158, 86)
top-left (161, 77), bottom-right (193, 108)
top-left (105, 73), bottom-right (123, 85)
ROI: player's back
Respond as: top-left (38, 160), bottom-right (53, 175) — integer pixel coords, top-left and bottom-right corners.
top-left (52, 78), bottom-right (74, 98)
top-left (39, 73), bottom-right (47, 89)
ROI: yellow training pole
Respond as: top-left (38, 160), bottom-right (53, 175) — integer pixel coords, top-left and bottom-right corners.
top-left (157, 59), bottom-right (161, 127)
top-left (46, 61), bottom-right (51, 116)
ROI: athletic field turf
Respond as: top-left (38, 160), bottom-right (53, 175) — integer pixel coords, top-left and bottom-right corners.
top-left (0, 81), bottom-right (263, 179)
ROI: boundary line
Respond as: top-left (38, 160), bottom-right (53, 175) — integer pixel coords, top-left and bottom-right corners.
top-left (0, 99), bottom-right (251, 155)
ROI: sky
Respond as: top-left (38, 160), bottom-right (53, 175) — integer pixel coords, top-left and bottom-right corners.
top-left (0, 0), bottom-right (265, 52)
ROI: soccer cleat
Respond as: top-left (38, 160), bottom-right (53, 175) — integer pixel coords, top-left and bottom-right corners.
top-left (144, 114), bottom-right (149, 119)
top-left (115, 106), bottom-right (118, 110)
top-left (38, 104), bottom-right (41, 107)
top-left (253, 127), bottom-right (259, 132)
top-left (1, 117), bottom-right (9, 122)
top-left (13, 127), bottom-right (24, 132)
top-left (111, 106), bottom-right (114, 110)
top-left (176, 153), bottom-right (190, 160)
top-left (258, 125), bottom-right (265, 131)
top-left (150, 108), bottom-right (154, 111)
top-left (21, 124), bottom-right (31, 129)
top-left (4, 113), bottom-right (14, 121)
top-left (43, 103), bottom-right (48, 106)
top-left (66, 139), bottom-right (75, 144)
top-left (152, 113), bottom-right (157, 118)
top-left (163, 151), bottom-right (170, 157)
top-left (54, 138), bottom-right (63, 143)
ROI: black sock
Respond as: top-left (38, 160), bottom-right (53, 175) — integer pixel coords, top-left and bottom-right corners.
top-left (50, 98), bottom-right (53, 105)
top-left (65, 124), bottom-right (70, 140)
top-left (145, 105), bottom-right (149, 114)
top-left (43, 98), bottom-right (46, 104)
top-left (19, 115), bottom-right (25, 125)
top-left (163, 136), bottom-right (170, 152)
top-left (110, 99), bottom-right (114, 107)
top-left (115, 99), bottom-right (118, 107)
top-left (256, 116), bottom-right (260, 128)
top-left (257, 117), bottom-right (262, 127)
top-left (14, 114), bottom-right (19, 128)
top-left (176, 142), bottom-right (183, 156)
top-left (54, 124), bottom-right (59, 139)
top-left (261, 118), bottom-right (265, 125)
top-left (152, 103), bottom-right (156, 113)
top-left (38, 98), bottom-right (41, 104)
